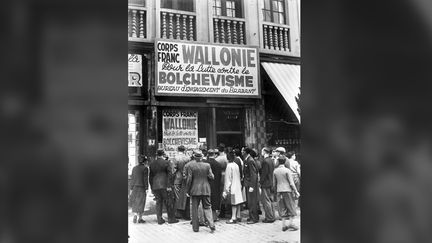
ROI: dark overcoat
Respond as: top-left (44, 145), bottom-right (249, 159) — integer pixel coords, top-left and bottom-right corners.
top-left (206, 158), bottom-right (223, 210)
top-left (149, 158), bottom-right (172, 190)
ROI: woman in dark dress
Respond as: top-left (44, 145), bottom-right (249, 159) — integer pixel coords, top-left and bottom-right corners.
top-left (129, 155), bottom-right (149, 223)
top-left (206, 149), bottom-right (223, 221)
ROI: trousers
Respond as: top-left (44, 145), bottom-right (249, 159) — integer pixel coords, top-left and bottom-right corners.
top-left (246, 187), bottom-right (259, 222)
top-left (191, 196), bottom-right (214, 232)
top-left (153, 189), bottom-right (175, 222)
top-left (260, 187), bottom-right (275, 221)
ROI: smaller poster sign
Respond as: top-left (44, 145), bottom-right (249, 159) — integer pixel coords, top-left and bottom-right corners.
top-left (162, 110), bottom-right (199, 158)
top-left (128, 54), bottom-right (143, 87)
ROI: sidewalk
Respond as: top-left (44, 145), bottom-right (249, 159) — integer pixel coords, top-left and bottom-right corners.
top-left (129, 193), bottom-right (300, 243)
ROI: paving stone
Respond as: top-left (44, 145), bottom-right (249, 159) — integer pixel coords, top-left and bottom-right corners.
top-left (129, 209), bottom-right (300, 243)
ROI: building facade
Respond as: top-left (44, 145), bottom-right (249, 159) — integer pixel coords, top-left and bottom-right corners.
top-left (128, 0), bottom-right (300, 174)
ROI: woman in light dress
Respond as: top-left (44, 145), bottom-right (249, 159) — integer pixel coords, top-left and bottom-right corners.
top-left (223, 151), bottom-right (246, 224)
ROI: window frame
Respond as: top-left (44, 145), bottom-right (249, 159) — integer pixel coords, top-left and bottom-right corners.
top-left (263, 0), bottom-right (287, 25)
top-left (128, 0), bottom-right (146, 7)
top-left (161, 0), bottom-right (195, 12)
top-left (212, 0), bottom-right (243, 18)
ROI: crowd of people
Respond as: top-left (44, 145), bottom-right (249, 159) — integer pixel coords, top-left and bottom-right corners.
top-left (129, 144), bottom-right (301, 233)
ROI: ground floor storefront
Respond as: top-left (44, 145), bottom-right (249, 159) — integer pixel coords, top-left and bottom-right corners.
top-left (128, 96), bottom-right (300, 174)
top-left (128, 42), bottom-right (300, 175)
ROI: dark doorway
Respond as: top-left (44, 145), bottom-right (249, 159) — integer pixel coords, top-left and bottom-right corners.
top-left (215, 108), bottom-right (244, 149)
top-left (216, 133), bottom-right (243, 149)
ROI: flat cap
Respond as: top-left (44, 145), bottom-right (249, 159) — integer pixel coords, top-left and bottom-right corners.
top-left (275, 147), bottom-right (286, 153)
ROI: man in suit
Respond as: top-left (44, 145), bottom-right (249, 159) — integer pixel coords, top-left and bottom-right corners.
top-left (242, 147), bottom-right (259, 224)
top-left (149, 149), bottom-right (179, 224)
top-left (259, 147), bottom-right (276, 223)
top-left (272, 147), bottom-right (287, 219)
top-left (172, 145), bottom-right (191, 219)
top-left (215, 144), bottom-right (230, 219)
top-left (206, 149), bottom-right (223, 221)
top-left (183, 156), bottom-right (207, 226)
top-left (186, 150), bottom-right (216, 233)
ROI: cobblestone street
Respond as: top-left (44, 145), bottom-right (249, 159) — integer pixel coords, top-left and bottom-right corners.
top-left (128, 193), bottom-right (300, 243)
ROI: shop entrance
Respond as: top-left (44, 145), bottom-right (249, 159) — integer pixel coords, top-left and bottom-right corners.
top-left (157, 106), bottom-right (244, 155)
top-left (215, 108), bottom-right (244, 149)
top-left (128, 109), bottom-right (142, 177)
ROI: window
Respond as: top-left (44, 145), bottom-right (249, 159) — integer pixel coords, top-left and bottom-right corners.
top-left (213, 0), bottom-right (222, 15)
top-left (161, 0), bottom-right (194, 12)
top-left (216, 108), bottom-right (244, 149)
top-left (263, 0), bottom-right (287, 25)
top-left (216, 108), bottom-right (243, 131)
top-left (128, 111), bottom-right (141, 176)
top-left (129, 0), bottom-right (145, 7)
top-left (212, 0), bottom-right (242, 18)
top-left (128, 54), bottom-right (148, 99)
top-left (226, 0), bottom-right (236, 17)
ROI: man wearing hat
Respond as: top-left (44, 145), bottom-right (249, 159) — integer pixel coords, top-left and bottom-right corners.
top-left (172, 145), bottom-right (191, 220)
top-left (186, 150), bottom-right (216, 233)
top-left (149, 149), bottom-right (179, 224)
top-left (242, 147), bottom-right (259, 224)
top-left (215, 143), bottom-right (229, 218)
top-left (273, 147), bottom-right (287, 166)
top-left (183, 152), bottom-right (207, 226)
top-left (272, 147), bottom-right (287, 220)
top-left (206, 149), bottom-right (223, 221)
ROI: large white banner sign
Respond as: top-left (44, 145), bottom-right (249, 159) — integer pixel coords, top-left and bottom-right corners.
top-left (155, 40), bottom-right (260, 98)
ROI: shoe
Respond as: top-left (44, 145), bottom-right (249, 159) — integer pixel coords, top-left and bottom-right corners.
top-left (138, 219), bottom-right (146, 223)
top-left (288, 225), bottom-right (299, 231)
top-left (199, 222), bottom-right (207, 227)
top-left (157, 219), bottom-right (166, 225)
top-left (262, 219), bottom-right (275, 223)
top-left (282, 226), bottom-right (289, 232)
top-left (168, 219), bottom-right (179, 224)
top-left (226, 219), bottom-right (236, 224)
top-left (133, 215), bottom-right (137, 224)
top-left (190, 221), bottom-right (193, 225)
top-left (214, 218), bottom-right (219, 222)
top-left (246, 218), bottom-right (252, 222)
top-left (210, 226), bottom-right (216, 233)
top-left (193, 229), bottom-right (199, 232)
top-left (247, 220), bottom-right (258, 224)
top-left (236, 218), bottom-right (242, 222)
